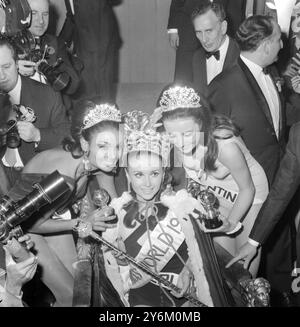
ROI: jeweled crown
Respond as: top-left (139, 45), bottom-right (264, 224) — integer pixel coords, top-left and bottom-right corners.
top-left (123, 110), bottom-right (170, 166)
top-left (159, 86), bottom-right (202, 112)
top-left (82, 103), bottom-right (122, 130)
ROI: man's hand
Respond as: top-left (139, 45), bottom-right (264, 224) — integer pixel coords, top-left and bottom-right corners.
top-left (226, 242), bottom-right (258, 270)
top-left (5, 252), bottom-right (38, 297)
top-left (169, 32), bottom-right (179, 49)
top-left (16, 121), bottom-right (40, 143)
top-left (17, 60), bottom-right (36, 77)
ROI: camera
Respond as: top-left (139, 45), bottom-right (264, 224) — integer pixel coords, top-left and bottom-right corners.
top-left (37, 59), bottom-right (70, 92)
top-left (0, 171), bottom-right (71, 260)
top-left (6, 119), bottom-right (21, 149)
top-left (12, 30), bottom-right (70, 91)
top-left (2, 104), bottom-right (36, 149)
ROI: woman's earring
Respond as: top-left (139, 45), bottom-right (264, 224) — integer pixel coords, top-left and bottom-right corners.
top-left (82, 151), bottom-right (92, 171)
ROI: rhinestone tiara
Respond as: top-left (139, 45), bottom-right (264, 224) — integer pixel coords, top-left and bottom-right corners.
top-left (159, 86), bottom-right (202, 112)
top-left (123, 110), bottom-right (170, 166)
top-left (82, 103), bottom-right (122, 130)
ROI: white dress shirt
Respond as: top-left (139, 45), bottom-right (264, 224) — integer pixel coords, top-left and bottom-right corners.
top-left (240, 55), bottom-right (280, 139)
top-left (69, 0), bottom-right (75, 15)
top-left (2, 75), bottom-right (24, 168)
top-left (206, 35), bottom-right (229, 84)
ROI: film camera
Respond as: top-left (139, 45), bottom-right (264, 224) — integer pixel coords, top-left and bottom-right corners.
top-left (0, 103), bottom-right (36, 149)
top-left (0, 171), bottom-right (70, 262)
top-left (12, 30), bottom-right (70, 91)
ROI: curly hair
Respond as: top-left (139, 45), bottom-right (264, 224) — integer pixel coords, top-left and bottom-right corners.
top-left (62, 99), bottom-right (120, 158)
top-left (236, 15), bottom-right (277, 52)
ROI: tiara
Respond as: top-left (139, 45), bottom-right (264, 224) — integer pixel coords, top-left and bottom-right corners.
top-left (159, 86), bottom-right (202, 112)
top-left (123, 110), bottom-right (170, 166)
top-left (82, 103), bottom-right (122, 130)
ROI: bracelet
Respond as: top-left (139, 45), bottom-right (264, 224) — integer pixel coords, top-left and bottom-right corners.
top-left (72, 219), bottom-right (92, 238)
top-left (226, 222), bottom-right (242, 235)
top-left (248, 238), bottom-right (260, 247)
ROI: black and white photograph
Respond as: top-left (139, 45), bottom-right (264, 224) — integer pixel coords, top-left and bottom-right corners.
top-left (0, 0), bottom-right (300, 317)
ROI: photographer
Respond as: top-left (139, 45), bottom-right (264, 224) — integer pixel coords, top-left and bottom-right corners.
top-left (0, 234), bottom-right (37, 307)
top-left (0, 37), bottom-right (70, 187)
top-left (18, 0), bottom-right (80, 101)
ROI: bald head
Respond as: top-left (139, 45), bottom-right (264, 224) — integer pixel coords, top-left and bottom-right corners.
top-left (28, 0), bottom-right (49, 37)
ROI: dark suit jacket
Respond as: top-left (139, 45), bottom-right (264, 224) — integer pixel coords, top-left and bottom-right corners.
top-left (41, 34), bottom-right (80, 95)
top-left (71, 0), bottom-right (121, 53)
top-left (221, 0), bottom-right (246, 37)
top-left (192, 37), bottom-right (240, 96)
top-left (208, 57), bottom-right (286, 185)
top-left (250, 122), bottom-right (300, 244)
top-left (17, 76), bottom-right (70, 164)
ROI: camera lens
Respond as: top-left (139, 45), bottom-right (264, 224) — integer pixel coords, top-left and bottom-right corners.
top-left (6, 120), bottom-right (20, 149)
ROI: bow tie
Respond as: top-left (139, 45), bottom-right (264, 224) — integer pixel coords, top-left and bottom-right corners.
top-left (262, 66), bottom-right (271, 75)
top-left (205, 50), bottom-right (220, 61)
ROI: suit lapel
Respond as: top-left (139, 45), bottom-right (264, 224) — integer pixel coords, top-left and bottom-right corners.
top-left (238, 58), bottom-right (275, 131)
top-left (20, 76), bottom-right (32, 106)
top-left (223, 38), bottom-right (238, 70)
top-left (194, 49), bottom-right (208, 94)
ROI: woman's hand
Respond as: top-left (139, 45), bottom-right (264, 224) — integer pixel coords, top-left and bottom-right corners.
top-left (86, 207), bottom-right (118, 232)
top-left (17, 234), bottom-right (35, 251)
top-left (226, 242), bottom-right (258, 270)
top-left (171, 267), bottom-right (191, 298)
top-left (5, 251), bottom-right (38, 297)
top-left (197, 215), bottom-right (240, 234)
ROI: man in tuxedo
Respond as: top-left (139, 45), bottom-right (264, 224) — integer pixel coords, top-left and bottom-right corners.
top-left (168, 0), bottom-right (245, 84)
top-left (228, 122), bottom-right (300, 305)
top-left (0, 38), bottom-right (69, 186)
top-left (208, 15), bottom-right (291, 304)
top-left (191, 0), bottom-right (240, 96)
top-left (208, 15), bottom-right (285, 185)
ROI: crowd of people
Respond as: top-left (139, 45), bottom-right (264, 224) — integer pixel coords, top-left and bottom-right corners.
top-left (1, 0), bottom-right (300, 307)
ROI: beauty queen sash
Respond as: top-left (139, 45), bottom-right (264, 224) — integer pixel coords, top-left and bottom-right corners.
top-left (123, 210), bottom-right (185, 290)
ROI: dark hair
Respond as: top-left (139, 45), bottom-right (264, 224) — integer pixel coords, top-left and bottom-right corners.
top-left (62, 99), bottom-right (120, 158)
top-left (160, 89), bottom-right (239, 171)
top-left (236, 15), bottom-right (277, 52)
top-left (0, 36), bottom-right (17, 61)
top-left (123, 165), bottom-right (172, 229)
top-left (191, 0), bottom-right (226, 23)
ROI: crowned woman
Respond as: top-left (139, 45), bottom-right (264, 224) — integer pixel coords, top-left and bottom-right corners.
top-left (6, 99), bottom-right (124, 307)
top-left (97, 110), bottom-right (235, 307)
